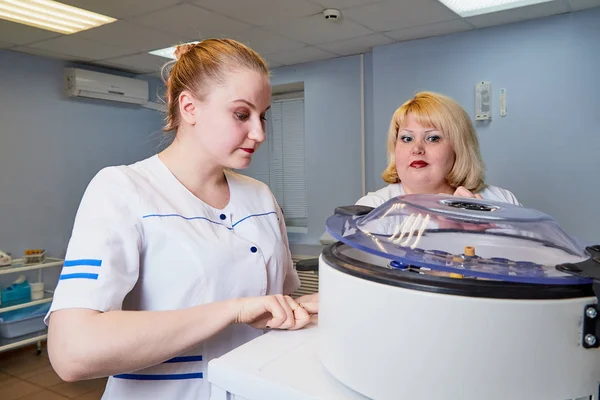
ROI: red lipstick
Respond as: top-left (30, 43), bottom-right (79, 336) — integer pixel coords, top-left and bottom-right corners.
top-left (410, 160), bottom-right (428, 168)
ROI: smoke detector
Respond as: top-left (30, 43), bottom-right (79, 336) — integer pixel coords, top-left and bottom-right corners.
top-left (323, 8), bottom-right (341, 21)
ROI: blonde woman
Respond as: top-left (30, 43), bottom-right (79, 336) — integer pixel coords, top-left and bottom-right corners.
top-left (46, 39), bottom-right (317, 400)
top-left (357, 91), bottom-right (520, 208)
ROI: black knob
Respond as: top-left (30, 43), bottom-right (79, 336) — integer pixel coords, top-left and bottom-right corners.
top-left (556, 263), bottom-right (582, 273)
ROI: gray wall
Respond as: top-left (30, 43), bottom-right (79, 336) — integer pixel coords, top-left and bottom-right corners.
top-left (0, 50), bottom-right (164, 286)
top-left (371, 8), bottom-right (600, 243)
top-left (267, 55), bottom-right (364, 245)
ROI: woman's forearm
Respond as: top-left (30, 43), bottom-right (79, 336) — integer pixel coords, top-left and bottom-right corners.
top-left (48, 299), bottom-right (241, 381)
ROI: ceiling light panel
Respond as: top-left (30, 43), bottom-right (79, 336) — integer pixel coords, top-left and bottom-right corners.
top-left (438, 0), bottom-right (554, 17)
top-left (0, 0), bottom-right (116, 34)
top-left (148, 42), bottom-right (199, 60)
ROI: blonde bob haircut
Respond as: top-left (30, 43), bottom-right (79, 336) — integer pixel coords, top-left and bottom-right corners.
top-left (381, 91), bottom-right (486, 192)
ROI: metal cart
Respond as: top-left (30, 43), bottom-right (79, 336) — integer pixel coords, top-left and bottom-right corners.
top-left (0, 257), bottom-right (63, 355)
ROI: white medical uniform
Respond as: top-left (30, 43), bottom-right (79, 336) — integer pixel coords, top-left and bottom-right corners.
top-left (46, 154), bottom-right (301, 400)
top-left (355, 183), bottom-right (521, 208)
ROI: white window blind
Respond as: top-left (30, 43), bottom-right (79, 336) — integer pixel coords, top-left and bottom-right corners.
top-left (267, 97), bottom-right (308, 227)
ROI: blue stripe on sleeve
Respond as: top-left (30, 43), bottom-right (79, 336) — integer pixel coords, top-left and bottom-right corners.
top-left (63, 259), bottom-right (102, 267)
top-left (164, 355), bottom-right (203, 363)
top-left (114, 373), bottom-right (203, 380)
top-left (59, 273), bottom-right (99, 281)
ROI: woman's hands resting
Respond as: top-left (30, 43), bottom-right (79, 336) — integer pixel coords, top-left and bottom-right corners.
top-left (233, 293), bottom-right (319, 331)
top-left (47, 293), bottom-right (319, 382)
top-left (437, 187), bottom-right (490, 231)
top-left (452, 186), bottom-right (483, 199)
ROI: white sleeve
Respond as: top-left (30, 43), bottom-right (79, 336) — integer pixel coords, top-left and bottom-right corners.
top-left (355, 193), bottom-right (386, 208)
top-left (46, 167), bottom-right (142, 322)
top-left (504, 189), bottom-right (521, 206)
top-left (277, 204), bottom-right (301, 295)
top-left (487, 186), bottom-right (522, 206)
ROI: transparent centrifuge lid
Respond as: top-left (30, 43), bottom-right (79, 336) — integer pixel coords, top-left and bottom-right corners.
top-left (325, 194), bottom-right (594, 285)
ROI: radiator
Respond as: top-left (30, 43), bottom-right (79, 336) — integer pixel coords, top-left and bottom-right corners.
top-left (291, 255), bottom-right (319, 298)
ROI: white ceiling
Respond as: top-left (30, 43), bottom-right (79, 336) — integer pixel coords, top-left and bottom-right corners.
top-left (1, 0), bottom-right (599, 77)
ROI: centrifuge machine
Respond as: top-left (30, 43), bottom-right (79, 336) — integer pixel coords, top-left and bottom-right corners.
top-left (209, 195), bottom-right (600, 400)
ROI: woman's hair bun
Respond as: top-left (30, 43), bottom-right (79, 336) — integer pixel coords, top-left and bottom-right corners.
top-left (174, 43), bottom-right (196, 60)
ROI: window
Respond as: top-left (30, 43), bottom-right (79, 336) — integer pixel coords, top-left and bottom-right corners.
top-left (240, 85), bottom-right (308, 231)
top-left (267, 93), bottom-right (307, 229)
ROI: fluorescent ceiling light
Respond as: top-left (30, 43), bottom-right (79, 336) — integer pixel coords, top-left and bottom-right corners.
top-left (0, 0), bottom-right (116, 34)
top-left (438, 0), bottom-right (554, 17)
top-left (149, 42), bottom-right (200, 60)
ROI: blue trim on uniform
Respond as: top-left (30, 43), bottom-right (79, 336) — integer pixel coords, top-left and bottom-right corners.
top-left (142, 214), bottom-right (225, 227)
top-left (164, 355), bottom-right (203, 363)
top-left (59, 273), bottom-right (99, 281)
top-left (114, 373), bottom-right (203, 380)
top-left (63, 259), bottom-right (102, 267)
top-left (232, 212), bottom-right (277, 227)
top-left (141, 211), bottom-right (277, 230)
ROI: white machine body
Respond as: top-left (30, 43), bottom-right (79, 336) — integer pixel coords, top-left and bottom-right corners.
top-left (318, 247), bottom-right (600, 400)
top-left (208, 197), bottom-right (600, 400)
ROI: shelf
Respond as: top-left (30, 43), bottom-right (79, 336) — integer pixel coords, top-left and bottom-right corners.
top-left (0, 329), bottom-right (47, 352)
top-left (0, 258), bottom-right (63, 276)
top-left (0, 259), bottom-right (61, 354)
top-left (0, 291), bottom-right (53, 314)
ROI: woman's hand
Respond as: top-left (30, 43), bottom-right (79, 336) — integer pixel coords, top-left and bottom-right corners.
top-left (294, 293), bottom-right (319, 315)
top-left (436, 187), bottom-right (494, 232)
top-left (48, 294), bottom-right (316, 382)
top-left (234, 294), bottom-right (311, 330)
top-left (453, 186), bottom-right (483, 199)
top-left (295, 293), bottom-right (319, 324)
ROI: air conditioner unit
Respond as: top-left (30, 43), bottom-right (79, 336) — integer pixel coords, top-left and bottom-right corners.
top-left (64, 68), bottom-right (149, 105)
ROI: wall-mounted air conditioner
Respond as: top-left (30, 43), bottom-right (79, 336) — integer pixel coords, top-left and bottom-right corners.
top-left (64, 67), bottom-right (149, 106)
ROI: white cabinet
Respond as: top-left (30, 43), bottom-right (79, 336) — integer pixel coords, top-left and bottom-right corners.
top-left (0, 257), bottom-right (63, 354)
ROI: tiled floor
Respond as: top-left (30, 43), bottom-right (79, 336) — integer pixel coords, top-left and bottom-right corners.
top-left (0, 344), bottom-right (107, 400)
